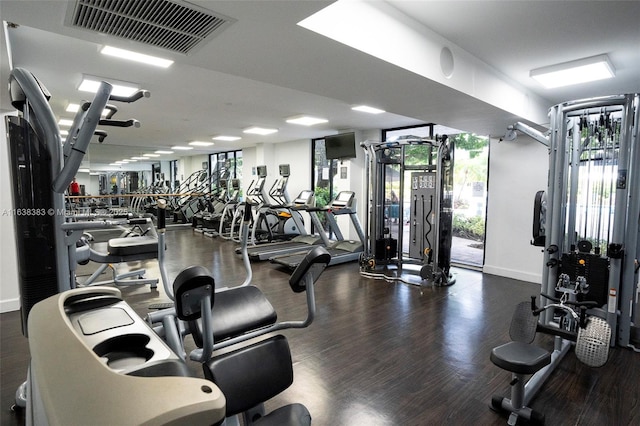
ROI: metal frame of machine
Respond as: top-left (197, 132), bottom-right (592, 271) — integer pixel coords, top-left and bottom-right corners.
top-left (359, 136), bottom-right (455, 286)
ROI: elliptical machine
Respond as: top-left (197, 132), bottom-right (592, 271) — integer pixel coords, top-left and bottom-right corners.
top-left (6, 68), bottom-right (149, 411)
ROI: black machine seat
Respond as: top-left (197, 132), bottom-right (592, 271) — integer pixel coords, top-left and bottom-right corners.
top-left (491, 341), bottom-right (551, 375)
top-left (204, 335), bottom-right (311, 426)
top-left (107, 236), bottom-right (158, 256)
top-left (189, 246), bottom-right (330, 347)
top-left (184, 279), bottom-right (277, 346)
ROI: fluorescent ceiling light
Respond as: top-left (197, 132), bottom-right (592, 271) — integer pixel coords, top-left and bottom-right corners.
top-left (120, 160), bottom-right (130, 163)
top-left (286, 115), bottom-right (329, 126)
top-left (143, 153), bottom-right (160, 157)
top-left (243, 126), bottom-right (278, 135)
top-left (126, 159), bottom-right (137, 162)
top-left (212, 135), bottom-right (242, 141)
top-left (352, 105), bottom-right (385, 114)
top-left (114, 161), bottom-right (125, 164)
top-left (172, 145), bottom-right (194, 150)
top-left (530, 54), bottom-right (615, 89)
top-left (131, 157), bottom-right (147, 160)
top-left (109, 163), bottom-right (119, 166)
top-left (60, 130), bottom-right (69, 136)
top-left (101, 45), bottom-right (174, 68)
top-left (78, 76), bottom-right (139, 97)
top-left (89, 172), bottom-right (101, 176)
top-left (189, 141), bottom-right (214, 147)
top-left (78, 168), bottom-right (90, 173)
top-left (58, 119), bottom-right (74, 127)
top-left (155, 150), bottom-right (174, 154)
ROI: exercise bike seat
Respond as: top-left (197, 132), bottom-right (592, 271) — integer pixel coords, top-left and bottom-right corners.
top-left (189, 285), bottom-right (278, 346)
top-left (490, 341), bottom-right (551, 375)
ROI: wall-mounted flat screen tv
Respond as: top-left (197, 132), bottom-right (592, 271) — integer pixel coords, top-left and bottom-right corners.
top-left (325, 132), bottom-right (356, 160)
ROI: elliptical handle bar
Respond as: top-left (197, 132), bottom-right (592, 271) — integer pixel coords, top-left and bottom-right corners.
top-left (53, 82), bottom-right (112, 193)
top-left (108, 90), bottom-right (151, 103)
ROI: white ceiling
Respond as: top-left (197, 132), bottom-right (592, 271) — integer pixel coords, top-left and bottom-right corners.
top-left (1, 0), bottom-right (639, 166)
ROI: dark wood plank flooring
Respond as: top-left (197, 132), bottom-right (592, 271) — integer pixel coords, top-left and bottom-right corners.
top-left (1, 228), bottom-right (638, 425)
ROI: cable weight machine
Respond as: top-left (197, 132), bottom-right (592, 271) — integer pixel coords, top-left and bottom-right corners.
top-left (360, 136), bottom-right (455, 286)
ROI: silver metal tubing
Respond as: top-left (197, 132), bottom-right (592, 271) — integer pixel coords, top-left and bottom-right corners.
top-left (618, 94), bottom-right (640, 346)
top-left (523, 337), bottom-right (571, 406)
top-left (510, 122), bottom-right (549, 146)
top-left (560, 95), bottom-right (628, 114)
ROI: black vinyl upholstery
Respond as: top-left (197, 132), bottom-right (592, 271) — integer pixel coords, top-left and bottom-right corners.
top-left (254, 403), bottom-right (311, 426)
top-left (490, 341), bottom-right (551, 375)
top-left (107, 236), bottom-right (158, 256)
top-left (189, 286), bottom-right (277, 346)
top-left (204, 335), bottom-right (293, 417)
top-left (288, 246), bottom-right (331, 293)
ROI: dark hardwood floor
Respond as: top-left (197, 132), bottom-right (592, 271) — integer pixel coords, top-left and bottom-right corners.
top-left (1, 228), bottom-right (638, 425)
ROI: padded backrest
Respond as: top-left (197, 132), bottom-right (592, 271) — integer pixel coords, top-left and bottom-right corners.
top-left (203, 335), bottom-right (293, 417)
top-left (509, 301), bottom-right (538, 343)
top-left (289, 246), bottom-right (331, 293)
top-left (173, 265), bottom-right (215, 321)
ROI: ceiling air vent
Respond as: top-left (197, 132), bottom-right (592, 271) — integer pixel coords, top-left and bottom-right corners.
top-left (67, 0), bottom-right (235, 55)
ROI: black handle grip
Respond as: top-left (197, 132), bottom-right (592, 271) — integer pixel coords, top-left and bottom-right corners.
top-left (109, 90), bottom-right (150, 103)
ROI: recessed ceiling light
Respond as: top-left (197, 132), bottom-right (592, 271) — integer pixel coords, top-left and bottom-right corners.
top-left (100, 45), bottom-right (174, 68)
top-left (78, 168), bottom-right (90, 173)
top-left (212, 135), bottom-right (242, 141)
top-left (131, 157), bottom-right (147, 160)
top-left (66, 103), bottom-right (80, 113)
top-left (189, 141), bottom-right (215, 147)
top-left (243, 126), bottom-right (278, 135)
top-left (155, 150), bottom-right (174, 154)
top-left (60, 130), bottom-right (69, 136)
top-left (530, 54), bottom-right (615, 89)
top-left (120, 159), bottom-right (131, 163)
top-left (172, 145), bottom-right (194, 150)
top-left (143, 153), bottom-right (161, 157)
top-left (114, 161), bottom-right (125, 164)
top-left (286, 115), bottom-right (329, 126)
top-left (352, 105), bottom-right (385, 114)
top-left (58, 119), bottom-right (74, 127)
top-left (78, 76), bottom-right (139, 97)
top-left (127, 159), bottom-right (137, 162)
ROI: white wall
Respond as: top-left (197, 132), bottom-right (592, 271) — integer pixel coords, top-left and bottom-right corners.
top-left (0, 111), bottom-right (20, 312)
top-left (483, 135), bottom-right (549, 283)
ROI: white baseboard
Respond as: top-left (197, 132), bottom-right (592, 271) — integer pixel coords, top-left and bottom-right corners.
top-left (0, 298), bottom-right (21, 313)
top-left (482, 265), bottom-right (541, 285)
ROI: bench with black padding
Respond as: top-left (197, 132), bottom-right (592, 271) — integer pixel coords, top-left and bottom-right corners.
top-left (190, 286), bottom-right (278, 346)
top-left (188, 246), bottom-right (330, 349)
top-left (204, 335), bottom-right (311, 426)
top-left (171, 246), bottom-right (331, 425)
top-left (107, 236), bottom-right (159, 257)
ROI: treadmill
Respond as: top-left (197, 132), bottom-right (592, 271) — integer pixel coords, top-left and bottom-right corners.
top-left (242, 190), bottom-right (330, 260)
top-left (270, 191), bottom-right (365, 269)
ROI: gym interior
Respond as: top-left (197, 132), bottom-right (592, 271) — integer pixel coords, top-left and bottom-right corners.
top-left (1, 1), bottom-right (639, 425)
